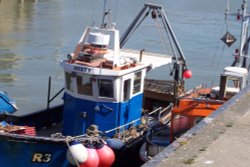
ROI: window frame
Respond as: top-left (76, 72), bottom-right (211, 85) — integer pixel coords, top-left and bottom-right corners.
top-left (65, 71), bottom-right (76, 93)
top-left (76, 74), bottom-right (94, 97)
top-left (133, 71), bottom-right (142, 95)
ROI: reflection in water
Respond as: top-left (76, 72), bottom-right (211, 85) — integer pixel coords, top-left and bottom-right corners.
top-left (0, 49), bottom-right (18, 84)
top-left (0, 74), bottom-right (16, 83)
top-left (0, 0), bottom-right (35, 85)
top-left (0, 49), bottom-right (19, 70)
top-left (0, 0), bottom-right (64, 113)
top-left (0, 0), bottom-right (34, 33)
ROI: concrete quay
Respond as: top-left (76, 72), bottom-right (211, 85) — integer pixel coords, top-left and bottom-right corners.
top-left (142, 85), bottom-right (250, 167)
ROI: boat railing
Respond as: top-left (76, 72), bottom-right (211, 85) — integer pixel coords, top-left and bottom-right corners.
top-left (46, 76), bottom-right (64, 110)
top-left (180, 97), bottom-right (224, 103)
top-left (104, 104), bottom-right (173, 135)
top-left (104, 117), bottom-right (141, 135)
top-left (157, 104), bottom-right (173, 125)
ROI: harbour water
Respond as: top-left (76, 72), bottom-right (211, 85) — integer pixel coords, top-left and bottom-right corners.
top-left (0, 0), bottom-right (242, 114)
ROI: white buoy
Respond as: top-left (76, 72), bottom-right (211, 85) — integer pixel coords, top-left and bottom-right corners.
top-left (66, 141), bottom-right (88, 165)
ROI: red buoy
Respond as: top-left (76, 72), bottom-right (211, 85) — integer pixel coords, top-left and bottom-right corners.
top-left (183, 69), bottom-right (192, 79)
top-left (80, 146), bottom-right (99, 167)
top-left (237, 14), bottom-right (241, 20)
top-left (235, 49), bottom-right (239, 54)
top-left (96, 143), bottom-right (115, 167)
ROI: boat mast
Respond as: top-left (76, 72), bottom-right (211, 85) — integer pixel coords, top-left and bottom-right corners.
top-left (225, 0), bottom-right (250, 69)
top-left (239, 0), bottom-right (249, 68)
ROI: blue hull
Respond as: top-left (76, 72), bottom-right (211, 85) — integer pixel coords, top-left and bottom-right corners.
top-left (0, 133), bottom-right (72, 167)
top-left (1, 104), bottom-right (145, 167)
top-left (0, 105), bottom-right (71, 166)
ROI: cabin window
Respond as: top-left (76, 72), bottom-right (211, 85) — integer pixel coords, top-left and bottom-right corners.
top-left (65, 72), bottom-right (75, 92)
top-left (123, 79), bottom-right (131, 101)
top-left (227, 77), bottom-right (241, 88)
top-left (77, 74), bottom-right (93, 96)
top-left (98, 79), bottom-right (114, 98)
top-left (133, 71), bottom-right (142, 94)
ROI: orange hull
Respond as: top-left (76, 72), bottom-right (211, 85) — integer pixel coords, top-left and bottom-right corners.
top-left (172, 88), bottom-right (224, 117)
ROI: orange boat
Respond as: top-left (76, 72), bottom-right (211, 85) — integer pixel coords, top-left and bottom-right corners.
top-left (170, 64), bottom-right (248, 141)
top-left (140, 0), bottom-right (249, 162)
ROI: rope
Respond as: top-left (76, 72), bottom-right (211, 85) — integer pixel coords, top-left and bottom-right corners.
top-left (114, 0), bottom-right (119, 23)
top-left (153, 16), bottom-right (170, 54)
top-left (208, 15), bottom-right (228, 87)
top-left (209, 21), bottom-right (226, 69)
top-left (153, 13), bottom-right (178, 78)
top-left (159, 10), bottom-right (179, 65)
top-left (216, 44), bottom-right (226, 70)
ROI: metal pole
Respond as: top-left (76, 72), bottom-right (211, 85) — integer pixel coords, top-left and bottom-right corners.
top-left (120, 4), bottom-right (148, 47)
top-left (47, 76), bottom-right (51, 110)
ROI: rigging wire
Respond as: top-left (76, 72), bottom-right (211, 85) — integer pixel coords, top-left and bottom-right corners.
top-left (153, 15), bottom-right (174, 77)
top-left (209, 19), bottom-right (227, 69)
top-left (153, 17), bottom-right (169, 54)
top-left (210, 0), bottom-right (230, 69)
top-left (159, 12), bottom-right (179, 63)
top-left (216, 44), bottom-right (226, 70)
top-left (208, 2), bottom-right (231, 87)
top-left (114, 0), bottom-right (119, 24)
top-left (91, 0), bottom-right (99, 26)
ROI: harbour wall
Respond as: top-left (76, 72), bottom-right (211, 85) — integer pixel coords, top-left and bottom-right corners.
top-left (142, 84), bottom-right (250, 167)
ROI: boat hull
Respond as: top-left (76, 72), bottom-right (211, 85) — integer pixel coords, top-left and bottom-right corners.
top-left (0, 133), bottom-right (70, 167)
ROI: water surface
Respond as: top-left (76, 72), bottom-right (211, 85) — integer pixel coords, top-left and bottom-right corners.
top-left (0, 0), bottom-right (243, 114)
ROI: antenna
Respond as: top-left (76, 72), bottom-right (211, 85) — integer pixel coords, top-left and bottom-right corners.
top-left (226, 0), bottom-right (230, 13)
top-left (101, 0), bottom-right (107, 26)
top-left (101, 0), bottom-right (111, 27)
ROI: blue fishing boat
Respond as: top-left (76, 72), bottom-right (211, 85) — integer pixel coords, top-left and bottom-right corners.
top-left (0, 2), bottom-right (188, 167)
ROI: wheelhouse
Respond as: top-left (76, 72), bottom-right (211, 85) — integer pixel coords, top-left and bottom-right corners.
top-left (61, 25), bottom-right (172, 137)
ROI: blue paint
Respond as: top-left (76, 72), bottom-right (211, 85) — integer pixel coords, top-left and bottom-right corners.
top-left (0, 138), bottom-right (70, 167)
top-left (62, 93), bottom-right (143, 137)
top-left (118, 94), bottom-right (143, 127)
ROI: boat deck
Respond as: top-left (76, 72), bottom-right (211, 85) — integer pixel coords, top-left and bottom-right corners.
top-left (143, 79), bottom-right (184, 111)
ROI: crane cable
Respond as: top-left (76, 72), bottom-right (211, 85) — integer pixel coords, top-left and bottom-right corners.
top-left (153, 11), bottom-right (174, 77)
top-left (153, 11), bottom-right (171, 56)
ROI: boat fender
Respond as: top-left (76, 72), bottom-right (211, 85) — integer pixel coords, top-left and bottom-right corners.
top-left (105, 138), bottom-right (125, 150)
top-left (80, 144), bottom-right (99, 167)
top-left (183, 69), bottom-right (192, 79)
top-left (95, 142), bottom-right (115, 167)
top-left (66, 141), bottom-right (88, 165)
